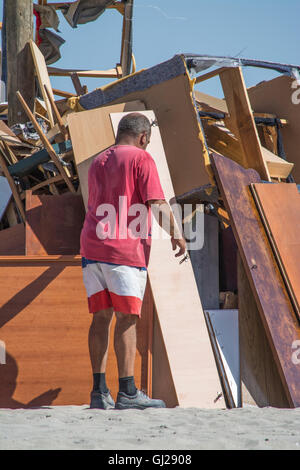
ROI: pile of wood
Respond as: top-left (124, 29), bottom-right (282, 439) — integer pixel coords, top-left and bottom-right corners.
top-left (0, 16), bottom-right (300, 409)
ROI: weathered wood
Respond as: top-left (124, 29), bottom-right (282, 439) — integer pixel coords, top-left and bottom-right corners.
top-left (211, 152), bottom-right (300, 407)
top-left (16, 91), bottom-right (76, 193)
top-left (219, 67), bottom-right (270, 181)
top-left (238, 252), bottom-right (289, 407)
top-left (5, 0), bottom-right (34, 125)
top-left (252, 183), bottom-right (300, 320)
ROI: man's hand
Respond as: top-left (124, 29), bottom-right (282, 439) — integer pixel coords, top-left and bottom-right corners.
top-left (171, 236), bottom-right (186, 257)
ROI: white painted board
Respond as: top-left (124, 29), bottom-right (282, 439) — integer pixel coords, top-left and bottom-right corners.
top-left (205, 309), bottom-right (241, 407)
top-left (110, 111), bottom-right (224, 408)
top-left (0, 176), bottom-right (12, 221)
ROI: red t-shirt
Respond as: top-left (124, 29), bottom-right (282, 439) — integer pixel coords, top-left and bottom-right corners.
top-left (80, 145), bottom-right (165, 268)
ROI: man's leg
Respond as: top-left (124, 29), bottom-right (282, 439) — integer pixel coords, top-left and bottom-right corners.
top-left (114, 312), bottom-right (138, 395)
top-left (114, 311), bottom-right (166, 409)
top-left (89, 308), bottom-right (115, 409)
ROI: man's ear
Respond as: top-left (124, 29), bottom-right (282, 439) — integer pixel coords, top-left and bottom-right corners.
top-left (140, 133), bottom-right (147, 147)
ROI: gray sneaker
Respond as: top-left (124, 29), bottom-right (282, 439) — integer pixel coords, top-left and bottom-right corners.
top-left (115, 390), bottom-right (166, 410)
top-left (90, 390), bottom-right (115, 410)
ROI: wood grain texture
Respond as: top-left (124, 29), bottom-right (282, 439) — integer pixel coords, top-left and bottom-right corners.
top-left (0, 224), bottom-right (25, 255)
top-left (0, 258), bottom-right (150, 407)
top-left (219, 67), bottom-right (270, 181)
top-left (111, 111), bottom-right (223, 408)
top-left (211, 152), bottom-right (300, 407)
top-left (252, 183), bottom-right (300, 320)
top-left (25, 191), bottom-right (85, 256)
top-left (238, 252), bottom-right (290, 407)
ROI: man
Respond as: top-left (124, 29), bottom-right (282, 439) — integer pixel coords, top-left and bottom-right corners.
top-left (80, 112), bottom-right (186, 410)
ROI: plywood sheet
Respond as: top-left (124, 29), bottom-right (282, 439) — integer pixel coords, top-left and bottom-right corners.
top-left (67, 101), bottom-right (145, 208)
top-left (211, 152), bottom-right (300, 407)
top-left (25, 191), bottom-right (85, 256)
top-left (30, 40), bottom-right (55, 127)
top-left (110, 111), bottom-right (223, 408)
top-left (0, 258), bottom-right (150, 407)
top-left (205, 309), bottom-right (241, 408)
top-left (0, 224), bottom-right (25, 256)
top-left (238, 252), bottom-right (290, 407)
top-left (252, 183), bottom-right (300, 319)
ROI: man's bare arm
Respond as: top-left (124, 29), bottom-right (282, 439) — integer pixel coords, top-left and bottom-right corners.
top-left (147, 199), bottom-right (186, 257)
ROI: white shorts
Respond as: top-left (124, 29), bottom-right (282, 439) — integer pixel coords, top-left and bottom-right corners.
top-left (81, 258), bottom-right (147, 316)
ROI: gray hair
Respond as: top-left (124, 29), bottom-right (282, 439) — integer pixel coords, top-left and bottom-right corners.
top-left (116, 112), bottom-right (151, 140)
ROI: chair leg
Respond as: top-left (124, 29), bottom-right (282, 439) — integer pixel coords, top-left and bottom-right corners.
top-left (16, 91), bottom-right (76, 194)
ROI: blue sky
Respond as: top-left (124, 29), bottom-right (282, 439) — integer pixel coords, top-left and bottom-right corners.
top-left (1, 1), bottom-right (300, 97)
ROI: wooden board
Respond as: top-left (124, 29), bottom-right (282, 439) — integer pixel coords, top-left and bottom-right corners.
top-left (110, 110), bottom-right (223, 408)
top-left (25, 191), bottom-right (85, 256)
top-left (0, 257), bottom-right (151, 407)
top-left (219, 67), bottom-right (270, 181)
top-left (0, 224), bottom-right (25, 256)
top-left (67, 101), bottom-right (145, 208)
top-left (237, 252), bottom-right (290, 407)
top-left (248, 75), bottom-right (300, 183)
top-left (211, 152), bottom-right (300, 407)
top-left (252, 183), bottom-right (300, 320)
top-left (79, 72), bottom-right (212, 193)
top-left (205, 309), bottom-right (241, 408)
top-left (30, 40), bottom-right (55, 127)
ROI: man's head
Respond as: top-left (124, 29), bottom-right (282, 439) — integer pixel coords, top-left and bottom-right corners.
top-left (115, 112), bottom-right (151, 150)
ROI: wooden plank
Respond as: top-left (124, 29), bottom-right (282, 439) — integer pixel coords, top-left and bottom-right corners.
top-left (211, 152), bottom-right (300, 407)
top-left (0, 224), bottom-right (25, 256)
top-left (25, 191), bottom-right (85, 256)
top-left (110, 110), bottom-right (223, 408)
top-left (205, 309), bottom-right (241, 408)
top-left (48, 67), bottom-right (118, 78)
top-left (0, 259), bottom-right (150, 407)
top-left (237, 252), bottom-right (290, 407)
top-left (30, 39), bottom-right (55, 127)
top-left (67, 101), bottom-right (145, 208)
top-left (252, 183), bottom-right (300, 320)
top-left (219, 67), bottom-right (270, 181)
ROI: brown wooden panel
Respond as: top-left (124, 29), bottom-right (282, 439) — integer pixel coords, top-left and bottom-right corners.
top-left (252, 183), bottom-right (300, 320)
top-left (0, 258), bottom-right (151, 407)
top-left (25, 191), bottom-right (85, 255)
top-left (210, 152), bottom-right (300, 407)
top-left (238, 253), bottom-right (290, 407)
top-left (0, 224), bottom-right (25, 255)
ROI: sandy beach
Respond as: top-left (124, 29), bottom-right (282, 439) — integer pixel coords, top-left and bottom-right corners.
top-left (0, 405), bottom-right (299, 450)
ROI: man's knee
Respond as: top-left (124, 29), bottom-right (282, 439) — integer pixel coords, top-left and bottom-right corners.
top-left (91, 308), bottom-right (114, 326)
top-left (115, 312), bottom-right (138, 326)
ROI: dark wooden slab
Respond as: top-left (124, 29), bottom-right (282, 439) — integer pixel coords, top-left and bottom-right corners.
top-left (252, 183), bottom-right (300, 320)
top-left (210, 152), bottom-right (300, 407)
top-left (25, 191), bottom-right (85, 255)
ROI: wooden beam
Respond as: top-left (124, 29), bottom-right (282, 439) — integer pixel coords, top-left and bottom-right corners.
top-left (219, 67), bottom-right (270, 180)
top-left (195, 67), bottom-right (228, 85)
top-left (120, 0), bottom-right (134, 77)
top-left (48, 66), bottom-right (118, 78)
top-left (5, 0), bottom-right (35, 125)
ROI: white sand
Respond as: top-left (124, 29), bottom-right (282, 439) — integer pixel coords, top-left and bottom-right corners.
top-left (0, 405), bottom-right (299, 450)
